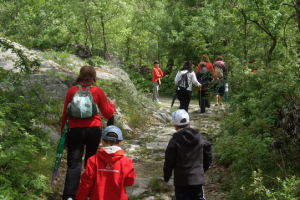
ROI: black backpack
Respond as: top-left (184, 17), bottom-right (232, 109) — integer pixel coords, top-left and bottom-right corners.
top-left (177, 72), bottom-right (189, 90)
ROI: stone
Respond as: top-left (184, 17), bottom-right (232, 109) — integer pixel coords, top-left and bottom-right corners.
top-left (160, 194), bottom-right (172, 200)
top-left (132, 178), bottom-right (150, 189)
top-left (33, 123), bottom-right (60, 143)
top-left (146, 142), bottom-right (168, 150)
top-left (126, 188), bottom-right (148, 197)
top-left (126, 144), bottom-right (141, 153)
top-left (143, 197), bottom-right (156, 200)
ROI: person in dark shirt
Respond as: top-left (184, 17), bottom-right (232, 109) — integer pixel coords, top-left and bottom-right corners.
top-left (196, 62), bottom-right (213, 113)
top-left (163, 109), bottom-right (212, 200)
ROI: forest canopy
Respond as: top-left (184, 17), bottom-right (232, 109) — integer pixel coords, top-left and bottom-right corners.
top-left (0, 0), bottom-right (299, 70)
top-left (1, 0), bottom-right (300, 199)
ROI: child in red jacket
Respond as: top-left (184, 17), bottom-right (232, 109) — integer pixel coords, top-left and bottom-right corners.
top-left (75, 126), bottom-right (136, 200)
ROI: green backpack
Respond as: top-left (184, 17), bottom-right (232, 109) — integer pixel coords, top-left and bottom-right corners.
top-left (66, 85), bottom-right (99, 118)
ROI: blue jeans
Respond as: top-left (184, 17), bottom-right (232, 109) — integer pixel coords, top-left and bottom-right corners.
top-left (175, 185), bottom-right (206, 200)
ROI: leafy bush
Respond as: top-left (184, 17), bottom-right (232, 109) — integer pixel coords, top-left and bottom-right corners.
top-left (215, 64), bottom-right (300, 198)
top-left (96, 79), bottom-right (151, 129)
top-left (241, 169), bottom-right (300, 199)
top-left (85, 56), bottom-right (107, 67)
top-left (128, 71), bottom-right (153, 93)
top-left (0, 38), bottom-right (61, 199)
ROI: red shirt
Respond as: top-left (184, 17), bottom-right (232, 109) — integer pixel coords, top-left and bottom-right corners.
top-left (196, 62), bottom-right (217, 79)
top-left (60, 86), bottom-right (115, 135)
top-left (195, 62), bottom-right (218, 91)
top-left (152, 67), bottom-right (163, 82)
top-left (75, 148), bottom-right (136, 200)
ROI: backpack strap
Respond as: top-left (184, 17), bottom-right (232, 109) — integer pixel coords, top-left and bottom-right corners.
top-left (77, 85), bottom-right (83, 92)
top-left (86, 86), bottom-right (92, 92)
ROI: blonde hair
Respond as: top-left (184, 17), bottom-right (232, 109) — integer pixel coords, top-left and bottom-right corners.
top-left (201, 55), bottom-right (210, 63)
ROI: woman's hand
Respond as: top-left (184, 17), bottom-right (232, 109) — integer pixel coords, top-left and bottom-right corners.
top-left (109, 99), bottom-right (117, 106)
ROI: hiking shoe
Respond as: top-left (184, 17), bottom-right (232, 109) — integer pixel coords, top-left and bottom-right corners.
top-left (219, 102), bottom-right (223, 106)
top-left (157, 101), bottom-right (162, 104)
top-left (215, 103), bottom-right (218, 106)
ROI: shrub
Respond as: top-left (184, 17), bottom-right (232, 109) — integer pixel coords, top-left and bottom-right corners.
top-left (215, 64), bottom-right (300, 198)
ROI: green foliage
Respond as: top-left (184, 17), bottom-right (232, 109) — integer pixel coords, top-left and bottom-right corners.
top-left (215, 63), bottom-right (300, 198)
top-left (86, 56), bottom-right (107, 67)
top-left (241, 169), bottom-right (300, 199)
top-left (97, 79), bottom-right (150, 129)
top-left (0, 41), bottom-right (61, 199)
top-left (128, 71), bottom-right (153, 93)
top-left (41, 49), bottom-right (75, 70)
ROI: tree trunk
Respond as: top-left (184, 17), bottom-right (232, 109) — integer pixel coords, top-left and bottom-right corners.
top-left (101, 15), bottom-right (107, 60)
top-left (296, 0), bottom-right (300, 31)
top-left (84, 18), bottom-right (94, 50)
top-left (243, 16), bottom-right (248, 63)
top-left (267, 36), bottom-right (277, 67)
top-left (125, 36), bottom-right (130, 62)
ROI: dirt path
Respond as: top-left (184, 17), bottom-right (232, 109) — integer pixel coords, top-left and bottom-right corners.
top-left (49, 95), bottom-right (231, 200)
top-left (123, 96), bottom-right (231, 200)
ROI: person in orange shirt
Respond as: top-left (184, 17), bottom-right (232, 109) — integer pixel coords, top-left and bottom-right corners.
top-left (152, 60), bottom-right (163, 104)
top-left (196, 55), bottom-right (218, 80)
top-left (195, 55), bottom-right (219, 108)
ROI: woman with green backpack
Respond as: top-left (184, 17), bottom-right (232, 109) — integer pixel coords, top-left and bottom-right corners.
top-left (61, 66), bottom-right (116, 200)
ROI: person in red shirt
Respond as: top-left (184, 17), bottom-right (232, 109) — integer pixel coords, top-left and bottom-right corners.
top-left (195, 55), bottom-right (219, 109)
top-left (196, 55), bottom-right (218, 81)
top-left (75, 125), bottom-right (136, 200)
top-left (152, 60), bottom-right (163, 104)
top-left (62, 66), bottom-right (116, 200)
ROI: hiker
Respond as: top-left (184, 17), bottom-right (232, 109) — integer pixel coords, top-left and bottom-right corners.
top-left (152, 60), bottom-right (163, 104)
top-left (75, 125), bottom-right (136, 200)
top-left (61, 66), bottom-right (116, 200)
top-left (196, 62), bottom-right (213, 113)
top-left (196, 55), bottom-right (218, 80)
top-left (213, 56), bottom-right (228, 106)
top-left (163, 109), bottom-right (212, 200)
top-left (175, 60), bottom-right (201, 112)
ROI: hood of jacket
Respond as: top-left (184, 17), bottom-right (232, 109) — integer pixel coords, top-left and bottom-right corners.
top-left (215, 61), bottom-right (225, 66)
top-left (173, 127), bottom-right (201, 146)
top-left (179, 70), bottom-right (189, 75)
top-left (97, 147), bottom-right (124, 164)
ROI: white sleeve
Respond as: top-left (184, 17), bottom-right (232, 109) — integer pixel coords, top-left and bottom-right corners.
top-left (191, 72), bottom-right (201, 87)
top-left (174, 71), bottom-right (181, 84)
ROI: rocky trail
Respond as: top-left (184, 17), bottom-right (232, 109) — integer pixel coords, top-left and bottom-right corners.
top-left (49, 95), bottom-right (231, 200)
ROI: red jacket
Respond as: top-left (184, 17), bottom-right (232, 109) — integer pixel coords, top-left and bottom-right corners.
top-left (152, 67), bottom-right (163, 82)
top-left (60, 85), bottom-right (115, 135)
top-left (75, 148), bottom-right (136, 200)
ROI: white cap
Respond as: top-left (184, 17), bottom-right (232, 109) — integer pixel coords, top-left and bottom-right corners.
top-left (171, 109), bottom-right (190, 126)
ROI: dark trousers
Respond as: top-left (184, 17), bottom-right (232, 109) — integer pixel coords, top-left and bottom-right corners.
top-left (198, 90), bottom-right (210, 113)
top-left (107, 115), bottom-right (114, 126)
top-left (175, 185), bottom-right (206, 200)
top-left (176, 90), bottom-right (192, 112)
top-left (63, 127), bottom-right (102, 200)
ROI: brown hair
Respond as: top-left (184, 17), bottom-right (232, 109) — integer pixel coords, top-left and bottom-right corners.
top-left (75, 66), bottom-right (97, 86)
top-left (102, 132), bottom-right (121, 146)
top-left (215, 56), bottom-right (224, 62)
top-left (201, 55), bottom-right (210, 63)
top-left (200, 62), bottom-right (207, 68)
